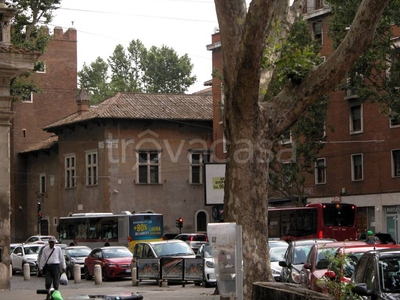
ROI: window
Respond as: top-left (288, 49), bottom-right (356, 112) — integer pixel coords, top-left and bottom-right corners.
top-left (65, 155), bottom-right (76, 188)
top-left (137, 151), bottom-right (160, 184)
top-left (392, 150), bottom-right (400, 178)
top-left (22, 92), bottom-right (33, 103)
top-left (190, 151), bottom-right (210, 184)
top-left (282, 162), bottom-right (294, 186)
top-left (39, 174), bottom-right (46, 194)
top-left (390, 110), bottom-right (400, 127)
top-left (35, 61), bottom-right (46, 73)
top-left (351, 154), bottom-right (363, 181)
top-left (315, 158), bottom-right (326, 184)
top-left (349, 101), bottom-right (363, 133)
top-left (86, 151), bottom-right (98, 186)
top-left (313, 22), bottom-right (322, 44)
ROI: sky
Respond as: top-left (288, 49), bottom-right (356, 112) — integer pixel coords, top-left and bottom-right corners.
top-left (49, 0), bottom-right (220, 94)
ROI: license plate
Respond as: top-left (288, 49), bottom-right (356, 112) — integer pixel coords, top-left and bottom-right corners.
top-left (125, 269), bottom-right (131, 273)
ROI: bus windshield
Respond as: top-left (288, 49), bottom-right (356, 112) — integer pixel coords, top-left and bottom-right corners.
top-left (322, 203), bottom-right (355, 227)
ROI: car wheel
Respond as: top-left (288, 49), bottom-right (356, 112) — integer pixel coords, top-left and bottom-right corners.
top-left (66, 267), bottom-right (73, 280)
top-left (11, 264), bottom-right (16, 275)
top-left (83, 266), bottom-right (92, 280)
top-left (102, 268), bottom-right (109, 282)
top-left (204, 280), bottom-right (212, 288)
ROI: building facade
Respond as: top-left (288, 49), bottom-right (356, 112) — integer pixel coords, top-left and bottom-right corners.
top-left (11, 26), bottom-right (77, 241)
top-left (22, 92), bottom-right (214, 238)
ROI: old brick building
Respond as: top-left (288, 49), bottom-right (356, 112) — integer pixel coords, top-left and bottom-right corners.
top-left (11, 26), bottom-right (77, 241)
top-left (21, 92), bottom-right (214, 238)
top-left (207, 3), bottom-right (400, 240)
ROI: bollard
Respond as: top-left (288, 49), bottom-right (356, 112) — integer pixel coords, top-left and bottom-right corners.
top-left (10, 265), bottom-right (12, 279)
top-left (131, 257), bottom-right (138, 286)
top-left (94, 264), bottom-right (102, 285)
top-left (23, 263), bottom-right (30, 280)
top-left (74, 265), bottom-right (81, 283)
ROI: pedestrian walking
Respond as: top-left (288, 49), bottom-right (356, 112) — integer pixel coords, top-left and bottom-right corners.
top-left (38, 237), bottom-right (66, 296)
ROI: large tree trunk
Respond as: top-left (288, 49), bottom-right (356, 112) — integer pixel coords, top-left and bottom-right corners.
top-left (214, 0), bottom-right (390, 299)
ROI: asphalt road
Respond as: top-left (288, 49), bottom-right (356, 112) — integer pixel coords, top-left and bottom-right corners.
top-left (1, 273), bottom-right (218, 300)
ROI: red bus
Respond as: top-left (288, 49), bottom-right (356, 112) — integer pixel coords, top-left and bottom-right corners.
top-left (268, 202), bottom-right (357, 241)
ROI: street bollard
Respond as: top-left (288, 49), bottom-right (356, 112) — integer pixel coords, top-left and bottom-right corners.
top-left (131, 257), bottom-right (138, 286)
top-left (23, 263), bottom-right (30, 280)
top-left (9, 265), bottom-right (12, 279)
top-left (94, 264), bottom-right (102, 285)
top-left (74, 265), bottom-right (81, 283)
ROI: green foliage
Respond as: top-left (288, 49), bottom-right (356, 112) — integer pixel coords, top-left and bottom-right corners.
top-left (317, 249), bottom-right (362, 300)
top-left (326, 0), bottom-right (400, 116)
top-left (267, 19), bottom-right (328, 204)
top-left (78, 39), bottom-right (197, 103)
top-left (6, 0), bottom-right (60, 100)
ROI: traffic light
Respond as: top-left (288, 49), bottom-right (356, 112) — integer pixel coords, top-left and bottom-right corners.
top-left (176, 217), bottom-right (183, 229)
top-left (38, 201), bottom-right (42, 223)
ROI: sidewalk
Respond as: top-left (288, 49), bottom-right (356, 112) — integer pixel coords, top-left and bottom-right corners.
top-left (1, 276), bottom-right (218, 300)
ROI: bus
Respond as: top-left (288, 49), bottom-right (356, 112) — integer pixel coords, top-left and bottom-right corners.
top-left (57, 211), bottom-right (163, 251)
top-left (268, 202), bottom-right (357, 241)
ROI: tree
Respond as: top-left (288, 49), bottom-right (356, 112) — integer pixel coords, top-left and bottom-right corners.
top-left (78, 40), bottom-right (197, 103)
top-left (266, 19), bottom-right (328, 205)
top-left (6, 0), bottom-right (61, 100)
top-left (214, 1), bottom-right (389, 299)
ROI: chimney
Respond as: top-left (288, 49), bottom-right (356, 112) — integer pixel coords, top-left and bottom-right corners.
top-left (76, 89), bottom-right (90, 114)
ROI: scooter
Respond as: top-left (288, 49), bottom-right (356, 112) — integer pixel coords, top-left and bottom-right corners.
top-left (36, 288), bottom-right (63, 300)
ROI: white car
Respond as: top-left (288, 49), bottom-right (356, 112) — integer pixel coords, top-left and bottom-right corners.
top-left (24, 235), bottom-right (58, 245)
top-left (195, 243), bottom-right (216, 287)
top-left (10, 244), bottom-right (41, 274)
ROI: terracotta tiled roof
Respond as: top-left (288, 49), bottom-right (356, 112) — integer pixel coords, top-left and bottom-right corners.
top-left (44, 92), bottom-right (213, 131)
top-left (19, 135), bottom-right (58, 154)
top-left (192, 87), bottom-right (212, 96)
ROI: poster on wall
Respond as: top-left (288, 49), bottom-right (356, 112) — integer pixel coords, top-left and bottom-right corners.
top-left (204, 163), bottom-right (226, 205)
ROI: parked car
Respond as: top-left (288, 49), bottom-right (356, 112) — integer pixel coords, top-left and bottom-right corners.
top-left (132, 240), bottom-right (196, 259)
top-left (24, 235), bottom-right (58, 245)
top-left (270, 246), bottom-right (288, 281)
top-left (10, 243), bottom-right (42, 274)
top-left (63, 245), bottom-right (91, 279)
top-left (300, 240), bottom-right (368, 292)
top-left (352, 248), bottom-right (400, 299)
top-left (194, 243), bottom-right (216, 287)
top-left (174, 233), bottom-right (208, 253)
top-left (35, 243), bottom-right (68, 277)
top-left (279, 239), bottom-right (336, 284)
top-left (83, 246), bottom-right (132, 281)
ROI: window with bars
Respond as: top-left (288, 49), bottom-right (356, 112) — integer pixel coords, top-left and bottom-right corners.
top-left (315, 158), bottom-right (326, 184)
top-left (137, 151), bottom-right (160, 184)
top-left (86, 151), bottom-right (98, 186)
top-left (313, 22), bottom-right (322, 44)
top-left (190, 152), bottom-right (210, 184)
top-left (351, 154), bottom-right (363, 181)
top-left (65, 155), bottom-right (76, 188)
top-left (392, 150), bottom-right (400, 178)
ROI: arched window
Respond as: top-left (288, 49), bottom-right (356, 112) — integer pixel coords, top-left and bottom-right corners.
top-left (196, 211), bottom-right (208, 232)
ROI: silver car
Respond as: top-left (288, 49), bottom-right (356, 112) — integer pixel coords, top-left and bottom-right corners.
top-left (10, 244), bottom-right (41, 274)
top-left (63, 246), bottom-right (91, 279)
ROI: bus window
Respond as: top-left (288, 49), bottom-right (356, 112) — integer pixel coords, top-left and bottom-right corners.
top-left (322, 204), bottom-right (356, 227)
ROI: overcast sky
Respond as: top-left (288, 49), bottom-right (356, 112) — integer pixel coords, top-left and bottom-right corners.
top-left (49, 0), bottom-right (220, 93)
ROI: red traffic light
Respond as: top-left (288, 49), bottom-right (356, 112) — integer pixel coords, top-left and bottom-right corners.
top-left (178, 217), bottom-right (183, 222)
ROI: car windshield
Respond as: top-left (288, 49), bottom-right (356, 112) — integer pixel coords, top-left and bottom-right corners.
top-left (102, 248), bottom-right (132, 258)
top-left (293, 245), bottom-right (312, 264)
top-left (153, 242), bottom-right (193, 257)
top-left (67, 248), bottom-right (91, 257)
top-left (380, 257), bottom-right (400, 292)
top-left (24, 246), bottom-right (41, 254)
top-left (270, 247), bottom-right (287, 262)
